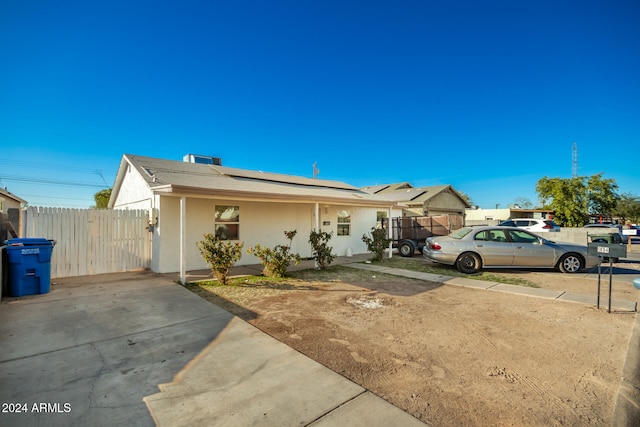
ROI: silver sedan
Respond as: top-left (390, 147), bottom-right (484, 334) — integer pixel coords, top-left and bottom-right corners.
top-left (422, 226), bottom-right (599, 274)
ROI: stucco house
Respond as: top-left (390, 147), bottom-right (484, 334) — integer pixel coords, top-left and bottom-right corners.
top-left (0, 187), bottom-right (26, 214)
top-left (0, 188), bottom-right (26, 241)
top-left (109, 154), bottom-right (396, 279)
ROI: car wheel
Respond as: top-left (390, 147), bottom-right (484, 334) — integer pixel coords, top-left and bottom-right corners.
top-left (559, 253), bottom-right (583, 273)
top-left (456, 252), bottom-right (481, 274)
top-left (398, 241), bottom-right (415, 257)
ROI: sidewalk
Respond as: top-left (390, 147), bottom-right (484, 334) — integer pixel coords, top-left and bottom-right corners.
top-left (143, 314), bottom-right (427, 427)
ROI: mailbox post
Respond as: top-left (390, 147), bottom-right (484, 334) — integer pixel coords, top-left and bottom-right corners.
top-left (587, 243), bottom-right (627, 312)
top-left (622, 229), bottom-right (637, 252)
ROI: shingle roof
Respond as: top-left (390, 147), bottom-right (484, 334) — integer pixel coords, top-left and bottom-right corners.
top-left (361, 182), bottom-right (470, 207)
top-left (113, 154), bottom-right (395, 207)
top-left (360, 182), bottom-right (414, 194)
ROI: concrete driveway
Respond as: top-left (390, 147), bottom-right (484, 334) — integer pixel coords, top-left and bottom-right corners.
top-left (0, 271), bottom-right (425, 427)
top-left (0, 272), bottom-right (232, 426)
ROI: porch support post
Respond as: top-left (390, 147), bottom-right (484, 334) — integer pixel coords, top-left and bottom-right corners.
top-left (314, 202), bottom-right (320, 269)
top-left (179, 196), bottom-right (186, 285)
top-left (388, 206), bottom-right (393, 259)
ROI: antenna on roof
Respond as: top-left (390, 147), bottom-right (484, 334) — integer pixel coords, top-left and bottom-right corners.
top-left (313, 162), bottom-right (319, 179)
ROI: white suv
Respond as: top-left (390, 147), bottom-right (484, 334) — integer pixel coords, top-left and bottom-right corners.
top-left (498, 219), bottom-right (560, 232)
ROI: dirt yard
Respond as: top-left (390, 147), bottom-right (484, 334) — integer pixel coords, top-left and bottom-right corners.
top-left (188, 261), bottom-right (638, 426)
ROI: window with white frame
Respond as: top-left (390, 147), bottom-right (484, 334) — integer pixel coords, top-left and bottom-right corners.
top-left (337, 210), bottom-right (351, 236)
top-left (215, 205), bottom-right (240, 240)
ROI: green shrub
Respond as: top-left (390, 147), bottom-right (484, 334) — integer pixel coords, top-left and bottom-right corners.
top-left (196, 235), bottom-right (244, 285)
top-left (362, 227), bottom-right (391, 261)
top-left (247, 230), bottom-right (301, 278)
top-left (308, 230), bottom-right (335, 269)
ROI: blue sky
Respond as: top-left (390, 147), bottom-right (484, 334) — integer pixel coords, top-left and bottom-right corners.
top-left (1, 0), bottom-right (639, 209)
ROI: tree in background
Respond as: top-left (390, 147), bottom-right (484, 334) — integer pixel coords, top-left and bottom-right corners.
top-left (586, 173), bottom-right (619, 220)
top-left (93, 188), bottom-right (112, 209)
top-left (615, 193), bottom-right (640, 224)
top-left (536, 177), bottom-right (588, 227)
top-left (510, 197), bottom-right (533, 209)
top-left (535, 174), bottom-right (618, 227)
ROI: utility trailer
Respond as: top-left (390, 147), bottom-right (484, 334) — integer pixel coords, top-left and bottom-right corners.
top-left (381, 214), bottom-right (464, 257)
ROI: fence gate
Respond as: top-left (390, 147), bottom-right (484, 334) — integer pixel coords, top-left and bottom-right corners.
top-left (24, 207), bottom-right (150, 278)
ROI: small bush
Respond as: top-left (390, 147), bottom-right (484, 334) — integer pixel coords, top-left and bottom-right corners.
top-left (197, 235), bottom-right (244, 285)
top-left (248, 230), bottom-right (301, 278)
top-left (362, 227), bottom-right (391, 261)
top-left (309, 230), bottom-right (335, 269)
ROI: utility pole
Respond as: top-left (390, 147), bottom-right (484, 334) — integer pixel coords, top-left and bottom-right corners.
top-left (572, 142), bottom-right (578, 178)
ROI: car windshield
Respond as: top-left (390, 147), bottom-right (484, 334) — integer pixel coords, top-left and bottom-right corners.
top-left (449, 227), bottom-right (473, 239)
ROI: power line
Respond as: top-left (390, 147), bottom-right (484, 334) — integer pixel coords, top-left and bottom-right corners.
top-left (0, 174), bottom-right (107, 189)
top-left (19, 193), bottom-right (93, 201)
top-left (0, 159), bottom-right (111, 186)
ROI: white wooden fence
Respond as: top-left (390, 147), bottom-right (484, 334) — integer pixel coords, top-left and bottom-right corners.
top-left (23, 207), bottom-right (150, 278)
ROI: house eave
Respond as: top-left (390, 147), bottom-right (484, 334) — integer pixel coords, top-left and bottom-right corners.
top-left (108, 155), bottom-right (134, 209)
top-left (0, 188), bottom-right (27, 205)
top-left (151, 185), bottom-right (396, 208)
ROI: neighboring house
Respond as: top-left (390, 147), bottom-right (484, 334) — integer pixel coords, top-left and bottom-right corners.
top-left (0, 188), bottom-right (26, 241)
top-left (109, 154), bottom-right (396, 277)
top-left (465, 207), bottom-right (555, 225)
top-left (361, 182), bottom-right (471, 221)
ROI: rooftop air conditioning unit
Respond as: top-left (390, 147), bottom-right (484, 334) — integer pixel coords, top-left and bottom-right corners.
top-left (183, 154), bottom-right (222, 165)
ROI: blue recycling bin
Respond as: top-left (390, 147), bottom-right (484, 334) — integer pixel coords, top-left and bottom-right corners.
top-left (5, 238), bottom-right (55, 297)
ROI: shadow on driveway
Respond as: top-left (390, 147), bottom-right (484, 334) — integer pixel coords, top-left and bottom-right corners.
top-left (0, 271), bottom-right (235, 426)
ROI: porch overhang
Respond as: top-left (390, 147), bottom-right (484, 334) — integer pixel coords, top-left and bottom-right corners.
top-left (150, 184), bottom-right (396, 208)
